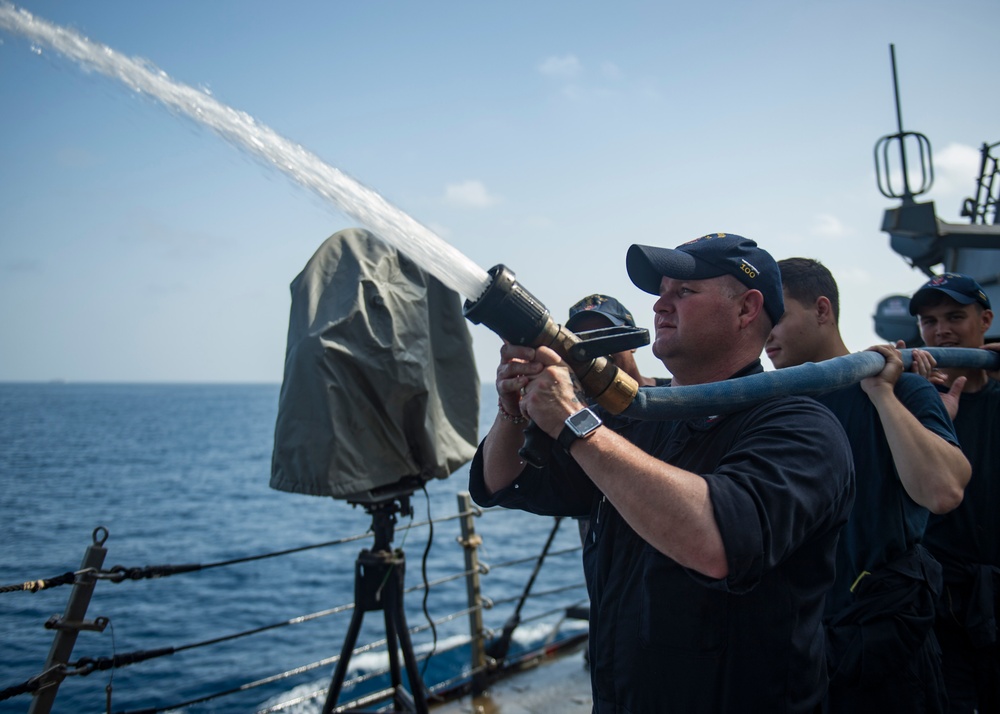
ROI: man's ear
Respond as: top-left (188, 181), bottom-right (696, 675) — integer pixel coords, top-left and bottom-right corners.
top-left (739, 289), bottom-right (764, 328)
top-left (816, 296), bottom-right (835, 325)
top-left (981, 308), bottom-right (994, 336)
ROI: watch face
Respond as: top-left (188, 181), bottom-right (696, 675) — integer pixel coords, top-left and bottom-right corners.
top-left (568, 407), bottom-right (602, 436)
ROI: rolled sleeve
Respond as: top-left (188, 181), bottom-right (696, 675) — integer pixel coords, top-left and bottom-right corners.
top-left (468, 439), bottom-right (597, 517)
top-left (704, 397), bottom-right (855, 593)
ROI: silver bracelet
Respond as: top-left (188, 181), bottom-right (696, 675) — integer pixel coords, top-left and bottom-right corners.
top-left (497, 398), bottom-right (528, 425)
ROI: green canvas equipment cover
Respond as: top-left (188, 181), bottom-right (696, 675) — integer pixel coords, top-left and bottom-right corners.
top-left (270, 228), bottom-right (479, 502)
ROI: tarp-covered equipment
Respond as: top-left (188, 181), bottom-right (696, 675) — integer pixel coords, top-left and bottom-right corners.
top-left (270, 228), bottom-right (479, 502)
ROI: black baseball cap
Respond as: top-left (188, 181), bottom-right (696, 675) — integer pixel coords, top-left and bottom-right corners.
top-left (565, 294), bottom-right (636, 331)
top-left (909, 273), bottom-right (991, 315)
top-left (626, 232), bottom-right (784, 326)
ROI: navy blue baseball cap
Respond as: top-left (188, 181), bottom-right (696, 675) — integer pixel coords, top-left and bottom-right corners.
top-left (565, 294), bottom-right (636, 331)
top-left (909, 273), bottom-right (991, 315)
top-left (626, 232), bottom-right (784, 326)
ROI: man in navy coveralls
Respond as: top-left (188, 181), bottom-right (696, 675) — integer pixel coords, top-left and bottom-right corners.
top-left (910, 273), bottom-right (1000, 713)
top-left (470, 233), bottom-right (855, 713)
top-left (766, 258), bottom-right (969, 713)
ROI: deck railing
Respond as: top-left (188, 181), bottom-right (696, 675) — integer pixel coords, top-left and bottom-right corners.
top-left (0, 491), bottom-right (588, 713)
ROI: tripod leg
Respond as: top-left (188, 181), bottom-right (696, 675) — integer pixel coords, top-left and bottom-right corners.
top-left (383, 605), bottom-right (417, 711)
top-left (385, 572), bottom-right (429, 714)
top-left (384, 605), bottom-right (403, 690)
top-left (322, 604), bottom-right (366, 714)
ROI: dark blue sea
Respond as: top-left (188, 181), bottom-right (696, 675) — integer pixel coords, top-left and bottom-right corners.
top-left (0, 383), bottom-right (588, 713)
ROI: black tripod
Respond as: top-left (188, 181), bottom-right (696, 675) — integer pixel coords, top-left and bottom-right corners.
top-left (322, 495), bottom-right (429, 714)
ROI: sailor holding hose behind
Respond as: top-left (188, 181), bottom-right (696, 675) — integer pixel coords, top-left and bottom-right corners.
top-left (766, 258), bottom-right (970, 713)
top-left (470, 233), bottom-right (855, 713)
top-left (909, 273), bottom-right (1000, 713)
top-left (564, 294), bottom-right (664, 388)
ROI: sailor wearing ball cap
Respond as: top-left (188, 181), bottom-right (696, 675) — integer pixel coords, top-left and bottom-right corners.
top-left (470, 231), bottom-right (855, 711)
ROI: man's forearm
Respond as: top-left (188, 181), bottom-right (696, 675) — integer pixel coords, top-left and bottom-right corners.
top-left (569, 426), bottom-right (729, 579)
top-left (869, 388), bottom-right (970, 513)
top-left (480, 415), bottom-right (528, 495)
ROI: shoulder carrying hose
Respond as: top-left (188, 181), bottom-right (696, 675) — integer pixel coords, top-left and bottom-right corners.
top-left (622, 348), bottom-right (1000, 421)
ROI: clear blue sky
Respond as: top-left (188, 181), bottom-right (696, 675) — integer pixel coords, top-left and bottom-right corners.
top-left (1, 0), bottom-right (997, 384)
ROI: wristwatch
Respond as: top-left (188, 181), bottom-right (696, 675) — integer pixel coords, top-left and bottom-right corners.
top-left (557, 407), bottom-right (603, 452)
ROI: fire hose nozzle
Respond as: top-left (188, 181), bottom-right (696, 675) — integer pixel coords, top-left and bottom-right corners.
top-left (464, 264), bottom-right (642, 467)
top-left (463, 264), bottom-right (551, 346)
top-left (463, 264), bottom-right (639, 413)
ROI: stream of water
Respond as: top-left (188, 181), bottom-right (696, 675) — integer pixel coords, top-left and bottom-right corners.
top-left (0, 2), bottom-right (491, 302)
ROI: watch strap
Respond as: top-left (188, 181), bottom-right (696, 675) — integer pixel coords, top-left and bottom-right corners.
top-left (557, 423), bottom-right (580, 452)
top-left (557, 407), bottom-right (602, 452)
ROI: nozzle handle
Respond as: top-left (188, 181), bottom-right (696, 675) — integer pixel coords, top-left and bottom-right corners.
top-left (518, 423), bottom-right (552, 468)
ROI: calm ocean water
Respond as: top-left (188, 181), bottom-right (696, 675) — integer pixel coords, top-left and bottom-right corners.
top-left (0, 383), bottom-right (587, 713)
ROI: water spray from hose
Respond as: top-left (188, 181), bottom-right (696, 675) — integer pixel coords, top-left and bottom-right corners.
top-left (0, 2), bottom-right (640, 460)
top-left (4, 3), bottom-right (997, 427)
top-left (0, 1), bottom-right (489, 302)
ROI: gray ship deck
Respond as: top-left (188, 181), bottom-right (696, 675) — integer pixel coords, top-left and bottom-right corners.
top-left (433, 641), bottom-right (592, 714)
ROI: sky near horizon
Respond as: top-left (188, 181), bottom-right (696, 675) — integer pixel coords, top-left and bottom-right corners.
top-left (1, 0), bottom-right (998, 385)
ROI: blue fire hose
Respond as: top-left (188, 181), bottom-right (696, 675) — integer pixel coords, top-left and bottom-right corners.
top-left (622, 347), bottom-right (1000, 421)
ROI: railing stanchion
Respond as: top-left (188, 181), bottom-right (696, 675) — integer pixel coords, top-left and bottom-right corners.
top-left (29, 527), bottom-right (110, 714)
top-left (456, 492), bottom-right (488, 694)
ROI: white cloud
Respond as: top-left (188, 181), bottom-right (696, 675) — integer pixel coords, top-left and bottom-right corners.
top-left (936, 143), bottom-right (981, 180)
top-left (538, 54), bottom-right (582, 79)
top-left (812, 213), bottom-right (850, 238)
top-left (443, 180), bottom-right (501, 208)
top-left (537, 55), bottom-right (657, 104)
top-left (932, 142), bottom-right (982, 201)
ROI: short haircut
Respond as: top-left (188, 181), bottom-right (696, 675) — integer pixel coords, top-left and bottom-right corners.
top-left (777, 258), bottom-right (840, 324)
